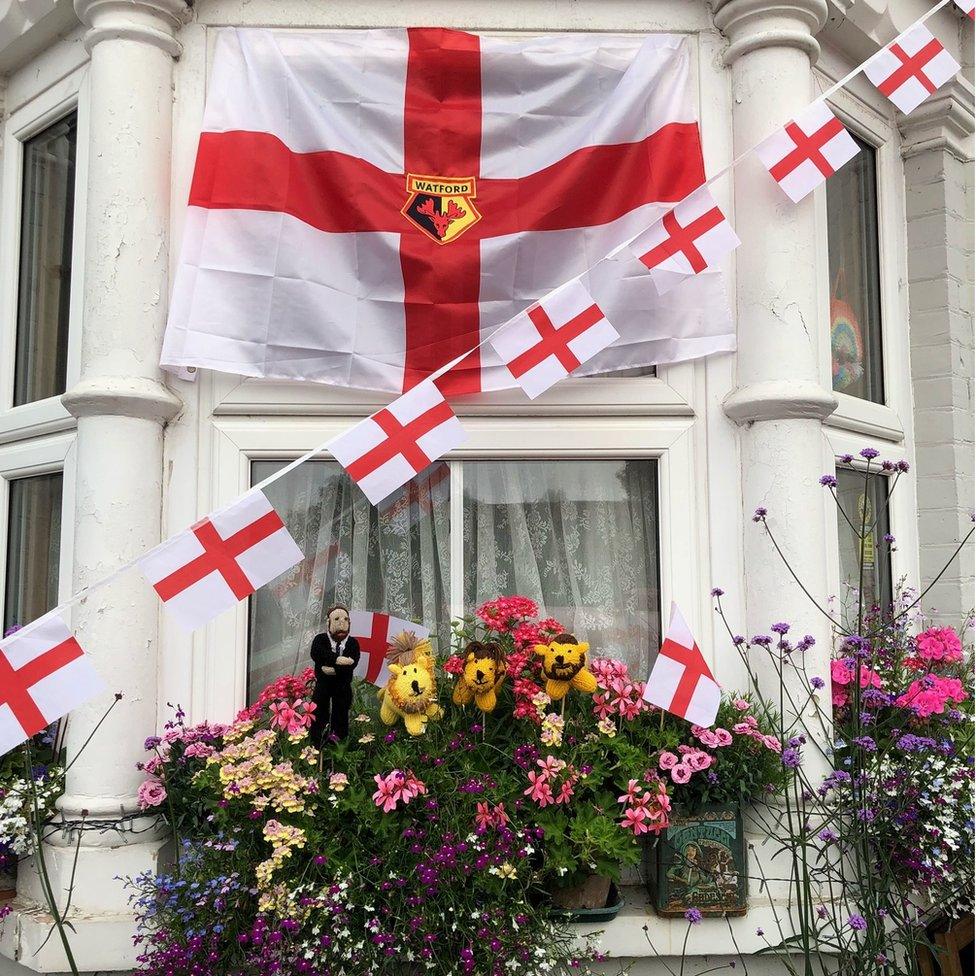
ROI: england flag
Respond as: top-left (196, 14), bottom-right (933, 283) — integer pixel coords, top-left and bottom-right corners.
top-left (161, 28), bottom-right (735, 395)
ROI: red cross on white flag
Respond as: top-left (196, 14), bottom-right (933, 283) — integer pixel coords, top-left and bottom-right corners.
top-left (863, 24), bottom-right (960, 116)
top-left (642, 603), bottom-right (721, 728)
top-left (755, 102), bottom-right (860, 203)
top-left (0, 616), bottom-right (105, 757)
top-left (630, 186), bottom-right (741, 295)
top-left (329, 382), bottom-right (467, 506)
top-left (348, 610), bottom-right (430, 686)
top-left (489, 280), bottom-right (620, 399)
top-left (140, 490), bottom-right (304, 632)
top-left (953, 0), bottom-right (975, 20)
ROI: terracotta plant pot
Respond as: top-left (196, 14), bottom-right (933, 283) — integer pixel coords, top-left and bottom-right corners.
top-left (549, 873), bottom-right (612, 911)
top-left (0, 871), bottom-right (15, 903)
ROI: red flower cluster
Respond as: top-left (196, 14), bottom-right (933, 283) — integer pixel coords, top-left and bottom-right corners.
top-left (475, 596), bottom-right (540, 632)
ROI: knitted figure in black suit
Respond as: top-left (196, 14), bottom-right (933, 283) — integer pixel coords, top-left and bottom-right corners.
top-left (309, 604), bottom-right (361, 745)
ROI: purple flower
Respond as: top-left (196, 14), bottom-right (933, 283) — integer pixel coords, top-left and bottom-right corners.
top-left (144, 736), bottom-right (162, 751)
top-left (751, 635), bottom-right (772, 647)
top-left (811, 676), bottom-right (825, 690)
top-left (771, 622), bottom-right (790, 635)
top-left (756, 928), bottom-right (765, 937)
top-left (859, 448), bottom-right (879, 460)
top-left (732, 635), bottom-right (745, 646)
top-left (2, 624), bottom-right (22, 638)
top-left (895, 460), bottom-right (910, 473)
top-left (819, 475), bottom-right (837, 488)
top-left (852, 736), bottom-right (876, 752)
top-left (816, 905), bottom-right (829, 920)
top-left (752, 507), bottom-right (767, 522)
top-left (684, 908), bottom-right (703, 925)
top-left (710, 587), bottom-right (724, 597)
top-left (796, 634), bottom-right (816, 652)
top-left (848, 914), bottom-right (867, 932)
top-left (782, 748), bottom-right (801, 769)
top-left (818, 828), bottom-right (838, 844)
top-left (883, 533), bottom-right (895, 544)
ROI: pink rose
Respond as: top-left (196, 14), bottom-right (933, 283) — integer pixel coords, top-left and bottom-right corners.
top-left (670, 764), bottom-right (692, 785)
top-left (733, 698), bottom-right (750, 711)
top-left (658, 751), bottom-right (679, 771)
top-left (761, 735), bottom-right (782, 753)
top-left (714, 728), bottom-right (733, 747)
top-left (137, 778), bottom-right (167, 810)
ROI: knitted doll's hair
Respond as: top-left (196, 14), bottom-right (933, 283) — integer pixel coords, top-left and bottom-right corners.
top-left (385, 629), bottom-right (429, 665)
top-left (466, 640), bottom-right (505, 666)
top-left (552, 633), bottom-right (578, 644)
top-left (326, 603), bottom-right (350, 617)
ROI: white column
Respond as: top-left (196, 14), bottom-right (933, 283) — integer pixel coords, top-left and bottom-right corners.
top-left (712, 0), bottom-right (837, 698)
top-left (6, 2), bottom-right (188, 972)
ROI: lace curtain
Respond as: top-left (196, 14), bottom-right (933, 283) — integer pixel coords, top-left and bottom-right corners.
top-left (248, 458), bottom-right (660, 700)
top-left (249, 460), bottom-right (451, 699)
top-left (462, 460), bottom-right (660, 675)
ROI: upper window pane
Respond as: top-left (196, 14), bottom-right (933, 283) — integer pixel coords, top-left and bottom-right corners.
top-left (4, 472), bottom-right (63, 632)
top-left (826, 132), bottom-right (884, 405)
top-left (248, 461), bottom-right (451, 702)
top-left (835, 468), bottom-right (893, 613)
top-left (462, 459), bottom-right (660, 674)
top-left (13, 114), bottom-right (77, 408)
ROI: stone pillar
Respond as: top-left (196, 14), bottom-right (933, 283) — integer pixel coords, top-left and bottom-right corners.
top-left (712, 0), bottom-right (837, 692)
top-left (5, 2), bottom-right (187, 971)
top-left (901, 76), bottom-right (975, 624)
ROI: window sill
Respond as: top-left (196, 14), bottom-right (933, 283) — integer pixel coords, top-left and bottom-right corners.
top-left (825, 392), bottom-right (905, 444)
top-left (574, 884), bottom-right (797, 959)
top-left (0, 396), bottom-right (75, 447)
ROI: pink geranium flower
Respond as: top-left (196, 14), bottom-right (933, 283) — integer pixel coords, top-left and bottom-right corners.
top-left (524, 770), bottom-right (555, 807)
top-left (620, 807), bottom-right (650, 835)
top-left (915, 627), bottom-right (963, 664)
top-left (896, 675), bottom-right (967, 718)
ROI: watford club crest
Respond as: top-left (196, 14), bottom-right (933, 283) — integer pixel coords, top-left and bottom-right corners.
top-left (402, 175), bottom-right (482, 245)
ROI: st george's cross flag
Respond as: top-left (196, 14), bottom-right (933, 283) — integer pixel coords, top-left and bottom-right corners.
top-left (489, 280), bottom-right (619, 399)
top-left (629, 186), bottom-right (741, 296)
top-left (863, 23), bottom-right (960, 116)
top-left (755, 102), bottom-right (860, 203)
top-left (140, 491), bottom-right (304, 632)
top-left (349, 611), bottom-right (431, 686)
top-left (329, 381), bottom-right (466, 505)
top-left (0, 615), bottom-right (105, 757)
top-left (953, 0), bottom-right (975, 21)
top-left (160, 28), bottom-right (735, 395)
top-left (642, 603), bottom-right (721, 728)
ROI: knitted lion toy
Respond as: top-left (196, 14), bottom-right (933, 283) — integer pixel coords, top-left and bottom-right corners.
top-left (534, 633), bottom-right (597, 701)
top-left (452, 640), bottom-right (506, 713)
top-left (379, 631), bottom-right (443, 736)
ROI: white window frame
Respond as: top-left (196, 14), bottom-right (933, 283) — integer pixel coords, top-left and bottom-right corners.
top-left (817, 77), bottom-right (915, 444)
top-left (813, 60), bottom-right (920, 608)
top-left (0, 63), bottom-right (88, 445)
top-left (169, 413), bottom-right (704, 722)
top-left (0, 432), bottom-right (77, 628)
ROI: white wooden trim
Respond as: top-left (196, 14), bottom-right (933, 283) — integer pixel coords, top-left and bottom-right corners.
top-left (0, 431), bottom-right (77, 626)
top-left (0, 61), bottom-right (88, 439)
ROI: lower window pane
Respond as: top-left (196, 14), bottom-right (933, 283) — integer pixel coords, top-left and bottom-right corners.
top-left (835, 468), bottom-right (893, 612)
top-left (4, 473), bottom-right (63, 632)
top-left (248, 461), bottom-right (451, 702)
top-left (462, 459), bottom-right (661, 675)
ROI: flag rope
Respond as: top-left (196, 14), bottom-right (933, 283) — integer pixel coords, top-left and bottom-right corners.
top-left (4, 0), bottom-right (957, 643)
